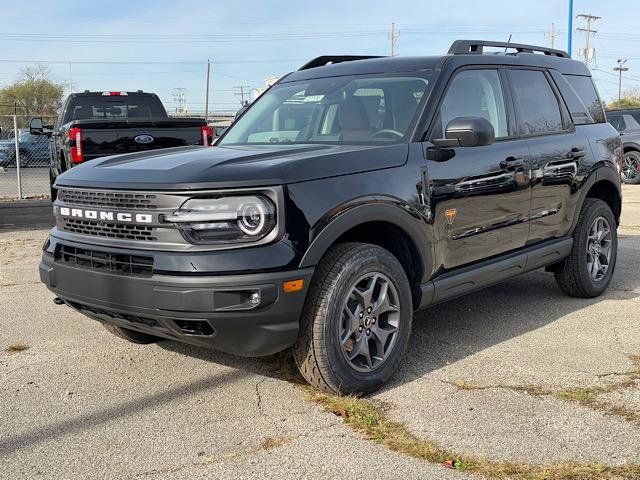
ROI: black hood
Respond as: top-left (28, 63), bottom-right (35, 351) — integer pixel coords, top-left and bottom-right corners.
top-left (55, 143), bottom-right (409, 190)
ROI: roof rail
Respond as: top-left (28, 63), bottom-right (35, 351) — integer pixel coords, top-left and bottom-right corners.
top-left (448, 40), bottom-right (569, 58)
top-left (298, 55), bottom-right (385, 71)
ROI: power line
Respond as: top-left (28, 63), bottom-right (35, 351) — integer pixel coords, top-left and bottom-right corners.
top-left (234, 86), bottom-right (251, 107)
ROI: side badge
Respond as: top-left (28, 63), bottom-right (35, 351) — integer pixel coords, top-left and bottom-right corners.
top-left (445, 208), bottom-right (457, 226)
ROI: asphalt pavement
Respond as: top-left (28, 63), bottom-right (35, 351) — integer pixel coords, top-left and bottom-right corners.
top-left (1, 186), bottom-right (639, 479)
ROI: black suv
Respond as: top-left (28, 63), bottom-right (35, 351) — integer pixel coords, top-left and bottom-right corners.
top-left (40, 41), bottom-right (623, 394)
top-left (606, 108), bottom-right (640, 184)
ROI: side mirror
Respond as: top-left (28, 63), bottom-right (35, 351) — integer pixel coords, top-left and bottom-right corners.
top-left (29, 117), bottom-right (44, 135)
top-left (433, 116), bottom-right (495, 148)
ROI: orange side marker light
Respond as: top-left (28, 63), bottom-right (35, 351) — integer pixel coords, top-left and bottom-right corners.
top-left (283, 279), bottom-right (304, 293)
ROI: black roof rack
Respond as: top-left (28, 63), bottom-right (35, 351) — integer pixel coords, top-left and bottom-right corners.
top-left (448, 40), bottom-right (569, 58)
top-left (299, 55), bottom-right (385, 71)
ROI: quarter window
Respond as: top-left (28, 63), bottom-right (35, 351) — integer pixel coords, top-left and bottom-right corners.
top-left (510, 70), bottom-right (563, 135)
top-left (564, 74), bottom-right (606, 123)
top-left (434, 69), bottom-right (508, 139)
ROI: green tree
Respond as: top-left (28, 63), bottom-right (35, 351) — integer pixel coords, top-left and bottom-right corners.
top-left (607, 87), bottom-right (640, 109)
top-left (0, 65), bottom-right (65, 117)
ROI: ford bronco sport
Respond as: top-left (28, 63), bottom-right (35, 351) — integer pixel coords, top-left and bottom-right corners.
top-left (40, 40), bottom-right (623, 394)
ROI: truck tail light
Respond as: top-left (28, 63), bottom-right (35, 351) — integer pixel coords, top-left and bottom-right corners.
top-left (68, 127), bottom-right (83, 163)
top-left (201, 125), bottom-right (213, 146)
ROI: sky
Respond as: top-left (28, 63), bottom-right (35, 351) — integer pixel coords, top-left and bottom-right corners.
top-left (0, 0), bottom-right (639, 114)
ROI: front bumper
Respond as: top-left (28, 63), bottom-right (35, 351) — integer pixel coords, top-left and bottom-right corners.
top-left (39, 246), bottom-right (314, 357)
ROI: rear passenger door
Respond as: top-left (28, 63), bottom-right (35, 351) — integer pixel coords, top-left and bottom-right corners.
top-left (507, 68), bottom-right (589, 243)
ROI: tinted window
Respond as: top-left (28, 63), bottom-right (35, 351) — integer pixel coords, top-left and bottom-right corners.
top-left (564, 75), bottom-right (606, 123)
top-left (510, 70), bottom-right (563, 135)
top-left (434, 69), bottom-right (508, 139)
top-left (607, 113), bottom-right (625, 132)
top-left (63, 95), bottom-right (166, 123)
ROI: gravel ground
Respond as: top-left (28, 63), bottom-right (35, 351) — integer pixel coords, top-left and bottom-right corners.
top-left (0, 185), bottom-right (639, 479)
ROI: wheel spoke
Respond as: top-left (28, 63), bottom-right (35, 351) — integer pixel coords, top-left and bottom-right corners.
top-left (371, 324), bottom-right (397, 359)
top-left (351, 275), bottom-right (377, 306)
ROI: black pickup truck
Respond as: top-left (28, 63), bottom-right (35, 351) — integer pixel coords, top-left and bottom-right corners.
top-left (30, 91), bottom-right (213, 199)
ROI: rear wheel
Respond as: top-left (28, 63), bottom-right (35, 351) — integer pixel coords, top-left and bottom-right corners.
top-left (293, 242), bottom-right (412, 395)
top-left (555, 199), bottom-right (617, 298)
top-left (621, 150), bottom-right (640, 184)
top-left (102, 324), bottom-right (159, 344)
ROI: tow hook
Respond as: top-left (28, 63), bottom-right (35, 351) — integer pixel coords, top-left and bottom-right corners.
top-left (53, 297), bottom-right (65, 305)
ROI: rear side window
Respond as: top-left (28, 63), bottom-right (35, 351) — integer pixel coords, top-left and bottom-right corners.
top-left (607, 113), bottom-right (625, 132)
top-left (563, 75), bottom-right (606, 123)
top-left (509, 70), bottom-right (563, 135)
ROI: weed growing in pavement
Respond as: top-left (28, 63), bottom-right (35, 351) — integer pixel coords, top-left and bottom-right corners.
top-left (4, 342), bottom-right (29, 353)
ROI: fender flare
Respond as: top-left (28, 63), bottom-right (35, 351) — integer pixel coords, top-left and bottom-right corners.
top-left (622, 140), bottom-right (640, 152)
top-left (299, 201), bottom-right (432, 282)
top-left (570, 165), bottom-right (622, 232)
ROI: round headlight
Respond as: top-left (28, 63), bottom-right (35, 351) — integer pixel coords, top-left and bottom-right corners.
top-left (238, 201), bottom-right (267, 235)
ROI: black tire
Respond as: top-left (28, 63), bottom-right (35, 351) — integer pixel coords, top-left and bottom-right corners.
top-left (555, 199), bottom-right (617, 298)
top-left (621, 150), bottom-right (640, 185)
top-left (102, 324), bottom-right (159, 344)
top-left (49, 170), bottom-right (57, 201)
top-left (293, 242), bottom-right (413, 395)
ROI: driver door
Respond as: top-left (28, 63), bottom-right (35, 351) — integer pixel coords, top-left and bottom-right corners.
top-left (426, 68), bottom-right (531, 270)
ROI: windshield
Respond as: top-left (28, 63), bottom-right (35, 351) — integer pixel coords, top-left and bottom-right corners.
top-left (220, 74), bottom-right (431, 146)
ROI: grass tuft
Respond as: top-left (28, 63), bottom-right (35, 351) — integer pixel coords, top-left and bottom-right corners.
top-left (4, 342), bottom-right (29, 354)
top-left (258, 436), bottom-right (295, 451)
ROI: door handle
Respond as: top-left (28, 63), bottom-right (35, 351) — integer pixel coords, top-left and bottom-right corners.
top-left (500, 156), bottom-right (524, 170)
top-left (567, 147), bottom-right (586, 159)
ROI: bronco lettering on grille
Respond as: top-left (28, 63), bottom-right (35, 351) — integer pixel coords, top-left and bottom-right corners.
top-left (57, 206), bottom-right (153, 224)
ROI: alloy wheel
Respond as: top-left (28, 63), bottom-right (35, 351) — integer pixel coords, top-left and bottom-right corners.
top-left (586, 216), bottom-right (613, 282)
top-left (622, 152), bottom-right (640, 182)
top-left (339, 272), bottom-right (401, 373)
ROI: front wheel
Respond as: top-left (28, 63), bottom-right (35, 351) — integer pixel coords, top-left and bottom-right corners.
top-left (293, 243), bottom-right (412, 395)
top-left (555, 199), bottom-right (617, 298)
top-left (621, 150), bottom-right (640, 184)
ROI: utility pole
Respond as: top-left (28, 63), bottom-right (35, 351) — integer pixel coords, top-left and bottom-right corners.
top-left (614, 59), bottom-right (629, 104)
top-left (545, 22), bottom-right (559, 49)
top-left (234, 85), bottom-right (250, 106)
top-left (389, 22), bottom-right (400, 57)
top-left (204, 60), bottom-right (211, 121)
top-left (576, 13), bottom-right (600, 68)
top-left (567, 0), bottom-right (573, 57)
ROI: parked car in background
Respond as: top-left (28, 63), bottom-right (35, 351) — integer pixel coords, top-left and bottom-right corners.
top-left (607, 108), bottom-right (640, 184)
top-left (29, 90), bottom-right (213, 199)
top-left (0, 129), bottom-right (50, 168)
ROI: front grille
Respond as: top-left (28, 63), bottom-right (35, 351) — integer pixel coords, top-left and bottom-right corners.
top-left (62, 218), bottom-right (157, 241)
top-left (57, 244), bottom-right (154, 276)
top-left (66, 301), bottom-right (162, 329)
top-left (58, 189), bottom-right (159, 210)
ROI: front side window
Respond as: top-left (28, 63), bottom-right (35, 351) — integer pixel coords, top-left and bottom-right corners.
top-left (510, 70), bottom-right (563, 135)
top-left (220, 75), bottom-right (431, 145)
top-left (433, 69), bottom-right (508, 139)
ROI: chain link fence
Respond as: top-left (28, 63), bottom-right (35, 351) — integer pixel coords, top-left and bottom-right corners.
top-left (0, 115), bottom-right (56, 200)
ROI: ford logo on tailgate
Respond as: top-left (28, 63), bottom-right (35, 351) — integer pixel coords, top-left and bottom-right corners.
top-left (134, 134), bottom-right (155, 144)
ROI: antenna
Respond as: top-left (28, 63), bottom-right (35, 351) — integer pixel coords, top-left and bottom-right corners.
top-left (504, 34), bottom-right (513, 53)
